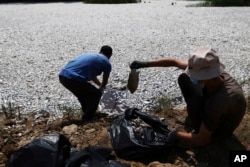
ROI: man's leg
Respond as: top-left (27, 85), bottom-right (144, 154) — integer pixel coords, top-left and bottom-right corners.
top-left (81, 85), bottom-right (102, 121)
top-left (59, 76), bottom-right (88, 116)
top-left (177, 73), bottom-right (202, 102)
top-left (59, 76), bottom-right (103, 121)
top-left (178, 73), bottom-right (204, 132)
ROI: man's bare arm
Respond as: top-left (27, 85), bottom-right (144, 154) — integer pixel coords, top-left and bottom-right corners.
top-left (147, 58), bottom-right (188, 70)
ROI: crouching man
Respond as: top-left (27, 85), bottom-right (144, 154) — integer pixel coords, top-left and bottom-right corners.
top-left (130, 46), bottom-right (246, 146)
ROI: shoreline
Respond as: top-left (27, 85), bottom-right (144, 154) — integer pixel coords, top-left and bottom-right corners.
top-left (0, 1), bottom-right (249, 115)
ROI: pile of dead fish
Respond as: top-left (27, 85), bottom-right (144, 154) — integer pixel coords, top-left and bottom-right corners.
top-left (0, 2), bottom-right (249, 117)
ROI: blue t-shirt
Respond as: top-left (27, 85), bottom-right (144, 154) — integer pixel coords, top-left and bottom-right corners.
top-left (59, 53), bottom-right (111, 82)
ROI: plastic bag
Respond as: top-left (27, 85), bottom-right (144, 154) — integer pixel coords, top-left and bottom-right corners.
top-left (65, 146), bottom-right (130, 167)
top-left (127, 69), bottom-right (140, 94)
top-left (108, 108), bottom-right (173, 162)
top-left (6, 134), bottom-right (71, 167)
top-left (7, 134), bottom-right (130, 167)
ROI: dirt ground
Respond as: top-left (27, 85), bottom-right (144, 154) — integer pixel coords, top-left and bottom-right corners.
top-left (0, 107), bottom-right (249, 167)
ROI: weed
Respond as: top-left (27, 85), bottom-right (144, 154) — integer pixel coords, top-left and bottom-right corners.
top-left (153, 94), bottom-right (173, 113)
top-left (1, 101), bottom-right (22, 119)
top-left (57, 104), bottom-right (81, 121)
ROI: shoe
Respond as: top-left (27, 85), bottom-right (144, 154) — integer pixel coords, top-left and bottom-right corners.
top-left (81, 115), bottom-right (93, 123)
top-left (94, 112), bottom-right (108, 118)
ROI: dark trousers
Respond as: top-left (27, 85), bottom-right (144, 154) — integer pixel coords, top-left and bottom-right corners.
top-left (59, 76), bottom-right (102, 120)
top-left (178, 73), bottom-right (205, 132)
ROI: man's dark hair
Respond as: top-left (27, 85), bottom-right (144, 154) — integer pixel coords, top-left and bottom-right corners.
top-left (100, 45), bottom-right (113, 58)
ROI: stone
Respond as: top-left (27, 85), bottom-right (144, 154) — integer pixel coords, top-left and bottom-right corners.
top-left (62, 124), bottom-right (78, 135)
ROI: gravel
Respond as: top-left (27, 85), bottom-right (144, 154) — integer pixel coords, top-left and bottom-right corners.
top-left (0, 0), bottom-right (249, 117)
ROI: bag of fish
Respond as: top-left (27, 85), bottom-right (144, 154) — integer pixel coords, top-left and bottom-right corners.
top-left (127, 69), bottom-right (140, 94)
top-left (108, 108), bottom-right (173, 162)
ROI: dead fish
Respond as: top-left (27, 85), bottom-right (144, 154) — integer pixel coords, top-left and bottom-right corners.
top-left (127, 69), bottom-right (140, 94)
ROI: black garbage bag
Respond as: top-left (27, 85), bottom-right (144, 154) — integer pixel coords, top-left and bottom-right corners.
top-left (108, 108), bottom-right (174, 162)
top-left (6, 134), bottom-right (71, 167)
top-left (65, 146), bottom-right (130, 167)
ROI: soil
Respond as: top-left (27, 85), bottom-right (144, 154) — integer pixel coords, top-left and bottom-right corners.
top-left (0, 107), bottom-right (249, 167)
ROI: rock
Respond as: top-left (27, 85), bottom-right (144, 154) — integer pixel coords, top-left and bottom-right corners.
top-left (62, 124), bottom-right (78, 135)
top-left (98, 128), bottom-right (109, 145)
top-left (18, 139), bottom-right (32, 147)
top-left (86, 128), bottom-right (96, 134)
top-left (148, 161), bottom-right (175, 167)
top-left (88, 140), bottom-right (98, 145)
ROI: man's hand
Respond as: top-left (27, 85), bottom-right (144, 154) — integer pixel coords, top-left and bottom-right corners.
top-left (130, 60), bottom-right (149, 69)
top-left (93, 77), bottom-right (101, 86)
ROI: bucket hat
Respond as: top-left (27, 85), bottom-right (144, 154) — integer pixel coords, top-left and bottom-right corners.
top-left (185, 46), bottom-right (225, 80)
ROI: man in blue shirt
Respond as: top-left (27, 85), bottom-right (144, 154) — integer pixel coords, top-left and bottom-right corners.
top-left (59, 45), bottom-right (113, 122)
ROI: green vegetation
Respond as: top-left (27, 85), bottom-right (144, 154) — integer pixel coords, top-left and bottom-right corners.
top-left (85, 0), bottom-right (138, 3)
top-left (188, 0), bottom-right (250, 7)
top-left (1, 102), bottom-right (22, 119)
top-left (57, 104), bottom-right (82, 120)
top-left (206, 0), bottom-right (250, 6)
top-left (153, 94), bottom-right (173, 113)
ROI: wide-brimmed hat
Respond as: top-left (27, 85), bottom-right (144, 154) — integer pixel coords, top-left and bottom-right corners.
top-left (185, 46), bottom-right (225, 80)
